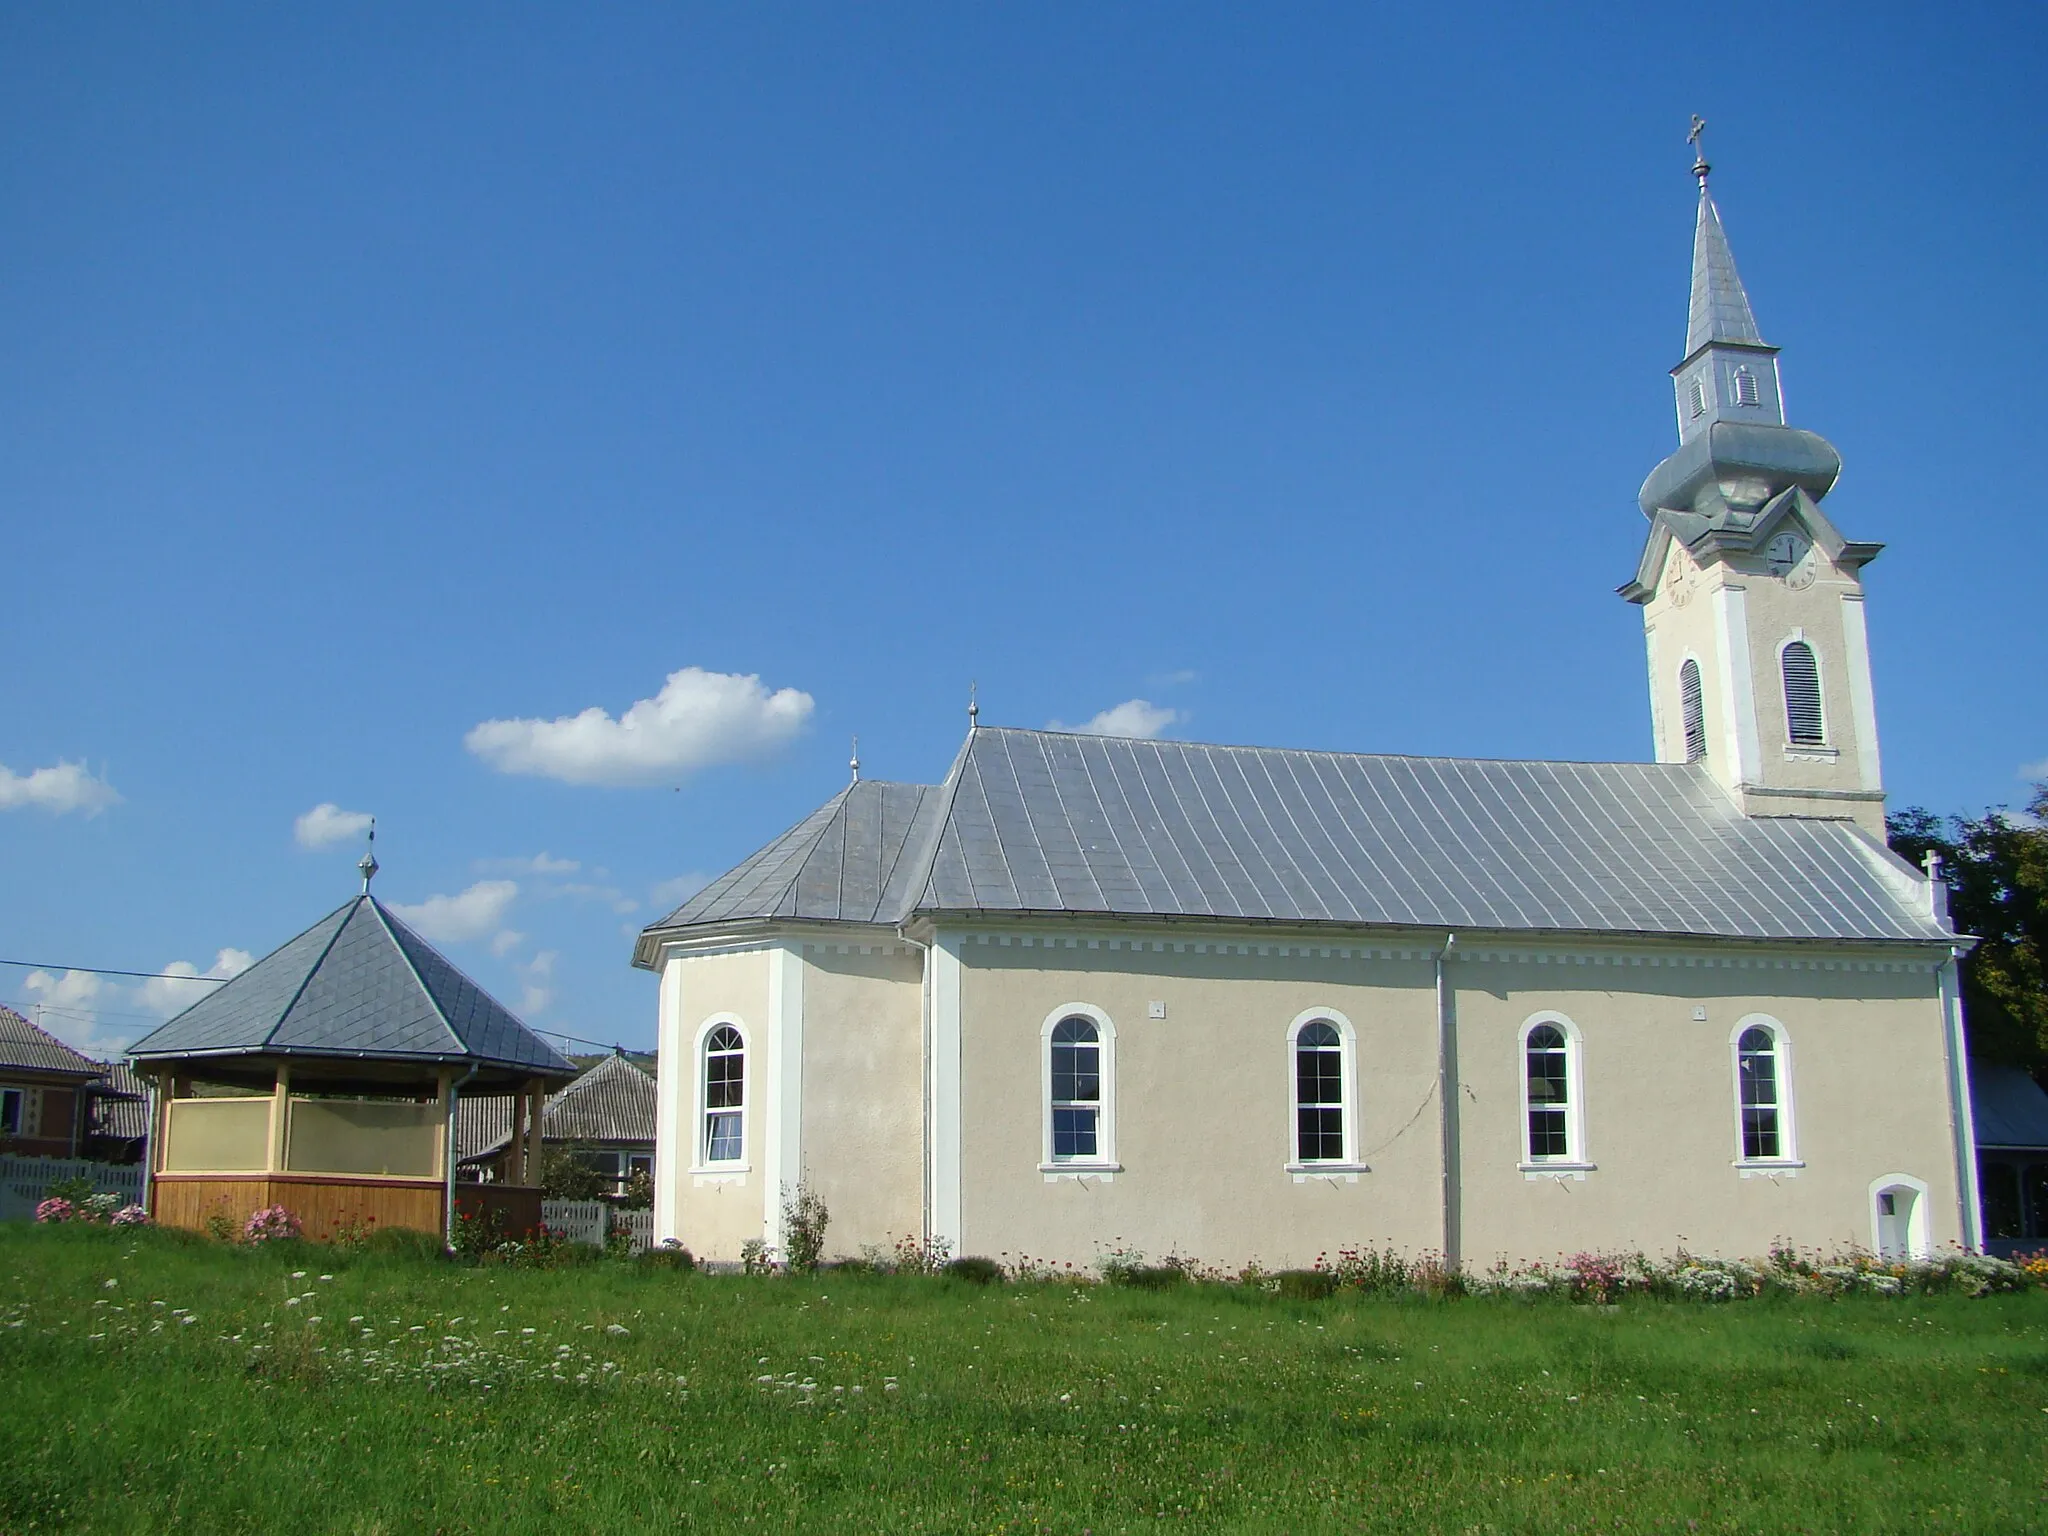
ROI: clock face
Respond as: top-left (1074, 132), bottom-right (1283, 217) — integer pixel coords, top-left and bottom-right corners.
top-left (1765, 532), bottom-right (1811, 577)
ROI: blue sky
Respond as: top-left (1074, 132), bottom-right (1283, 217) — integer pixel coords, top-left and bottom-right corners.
top-left (4, 4), bottom-right (2043, 1057)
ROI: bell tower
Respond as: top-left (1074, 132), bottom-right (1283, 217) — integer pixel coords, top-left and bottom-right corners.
top-left (1620, 127), bottom-right (1888, 836)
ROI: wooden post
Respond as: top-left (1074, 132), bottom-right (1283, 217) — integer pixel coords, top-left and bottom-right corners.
top-left (530, 1080), bottom-right (546, 1186)
top-left (267, 1064), bottom-right (292, 1174)
top-left (509, 1086), bottom-right (526, 1185)
top-left (433, 1070), bottom-right (453, 1180)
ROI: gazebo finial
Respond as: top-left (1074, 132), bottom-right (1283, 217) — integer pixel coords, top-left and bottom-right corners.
top-left (358, 817), bottom-right (379, 894)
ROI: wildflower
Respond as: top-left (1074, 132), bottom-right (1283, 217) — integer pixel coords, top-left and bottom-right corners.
top-left (102, 1280), bottom-right (118, 1291)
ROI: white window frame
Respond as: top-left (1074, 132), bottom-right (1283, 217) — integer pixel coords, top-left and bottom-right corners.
top-left (1518, 1012), bottom-right (1592, 1178)
top-left (691, 1015), bottom-right (750, 1178)
top-left (1729, 1015), bottom-right (1803, 1172)
top-left (1869, 1173), bottom-right (1932, 1259)
top-left (1776, 632), bottom-right (1832, 752)
top-left (1039, 1003), bottom-right (1118, 1180)
top-left (1284, 1007), bottom-right (1367, 1179)
top-left (1731, 365), bottom-right (1760, 408)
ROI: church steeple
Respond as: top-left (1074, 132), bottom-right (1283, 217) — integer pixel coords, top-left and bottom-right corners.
top-left (1686, 172), bottom-right (1765, 354)
top-left (1670, 132), bottom-right (1785, 444)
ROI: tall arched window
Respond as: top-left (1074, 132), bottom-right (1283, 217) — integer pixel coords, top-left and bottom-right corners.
top-left (1679, 659), bottom-right (1706, 762)
top-left (1781, 640), bottom-right (1825, 746)
top-left (701, 1024), bottom-right (745, 1164)
top-left (1521, 1019), bottom-right (1582, 1164)
top-left (1731, 366), bottom-right (1760, 407)
top-left (1736, 1026), bottom-right (1782, 1159)
top-left (1048, 1015), bottom-right (1103, 1161)
top-left (1294, 1021), bottom-right (1345, 1163)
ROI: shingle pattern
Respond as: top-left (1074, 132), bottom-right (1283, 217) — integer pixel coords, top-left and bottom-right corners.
top-left (641, 728), bottom-right (1948, 949)
top-left (128, 897), bottom-right (574, 1075)
top-left (88, 1061), bottom-right (149, 1143)
top-left (456, 1053), bottom-right (657, 1162)
top-left (1687, 186), bottom-right (1765, 354)
top-left (0, 1005), bottom-right (105, 1079)
top-left (1969, 1062), bottom-right (2048, 1150)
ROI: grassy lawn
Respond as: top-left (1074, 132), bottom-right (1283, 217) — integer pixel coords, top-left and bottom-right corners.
top-left (1, 1225), bottom-right (2043, 1533)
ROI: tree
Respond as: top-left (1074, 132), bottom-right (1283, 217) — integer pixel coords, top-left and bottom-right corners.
top-left (537, 1140), bottom-right (609, 1201)
top-left (1888, 782), bottom-right (2048, 1077)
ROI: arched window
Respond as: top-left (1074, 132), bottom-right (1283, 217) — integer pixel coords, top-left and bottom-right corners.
top-left (1294, 1020), bottom-right (1346, 1163)
top-left (1048, 1015), bottom-right (1103, 1161)
top-left (1687, 377), bottom-right (1708, 418)
top-left (701, 1023), bottom-right (745, 1164)
top-left (1781, 640), bottom-right (1825, 746)
top-left (1679, 660), bottom-right (1706, 762)
top-left (1736, 1026), bottom-right (1783, 1160)
top-left (1732, 366), bottom-right (1760, 408)
top-left (1522, 1020), bottom-right (1579, 1163)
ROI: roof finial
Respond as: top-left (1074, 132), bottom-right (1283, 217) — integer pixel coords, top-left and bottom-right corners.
top-left (358, 817), bottom-right (379, 894)
top-left (968, 680), bottom-right (979, 729)
top-left (1688, 113), bottom-right (1710, 188)
top-left (849, 735), bottom-right (861, 783)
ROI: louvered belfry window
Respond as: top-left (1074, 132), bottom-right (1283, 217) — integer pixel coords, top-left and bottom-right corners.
top-left (1781, 641), bottom-right (1825, 745)
top-left (1679, 660), bottom-right (1707, 762)
top-left (1688, 377), bottom-right (1708, 418)
top-left (1732, 367), bottom-right (1760, 407)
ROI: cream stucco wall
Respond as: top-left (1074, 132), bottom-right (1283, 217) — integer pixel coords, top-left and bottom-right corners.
top-left (796, 944), bottom-right (924, 1256)
top-left (655, 945), bottom-right (773, 1260)
top-left (949, 932), bottom-right (1447, 1271)
top-left (1450, 946), bottom-right (1960, 1263)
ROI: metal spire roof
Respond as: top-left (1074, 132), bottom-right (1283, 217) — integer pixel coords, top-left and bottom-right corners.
top-left (1685, 178), bottom-right (1765, 356)
top-left (129, 895), bottom-right (575, 1078)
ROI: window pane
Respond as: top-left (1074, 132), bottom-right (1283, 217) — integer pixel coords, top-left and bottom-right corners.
top-left (1527, 1049), bottom-right (1567, 1104)
top-left (2024, 1164), bottom-right (2048, 1241)
top-left (706, 1053), bottom-right (744, 1109)
top-left (708, 1025), bottom-right (743, 1053)
top-left (1528, 1108), bottom-right (1568, 1159)
top-left (705, 1111), bottom-right (742, 1162)
top-left (1051, 1043), bottom-right (1098, 1105)
top-left (1297, 1049), bottom-right (1342, 1107)
top-left (1297, 1106), bottom-right (1345, 1162)
top-left (1737, 1053), bottom-right (1777, 1110)
top-left (1052, 1017), bottom-right (1098, 1045)
top-left (1298, 1021), bottom-right (1339, 1049)
top-left (1981, 1159), bottom-right (2023, 1240)
top-left (1741, 1106), bottom-right (1780, 1161)
top-left (1052, 1106), bottom-right (1097, 1159)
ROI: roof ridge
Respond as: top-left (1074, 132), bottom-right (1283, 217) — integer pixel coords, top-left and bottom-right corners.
top-left (977, 725), bottom-right (1701, 773)
top-left (365, 898), bottom-right (472, 1057)
top-left (258, 897), bottom-right (363, 1050)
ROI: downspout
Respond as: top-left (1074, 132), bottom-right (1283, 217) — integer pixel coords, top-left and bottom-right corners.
top-left (1434, 933), bottom-right (1461, 1272)
top-left (444, 1061), bottom-right (481, 1247)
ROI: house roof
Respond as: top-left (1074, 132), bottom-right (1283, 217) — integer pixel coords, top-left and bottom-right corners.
top-left (637, 727), bottom-right (1953, 957)
top-left (1970, 1062), bottom-right (2048, 1151)
top-left (456, 1051), bottom-right (657, 1163)
top-left (0, 1005), bottom-right (106, 1081)
top-left (128, 895), bottom-right (575, 1079)
top-left (87, 1061), bottom-right (149, 1143)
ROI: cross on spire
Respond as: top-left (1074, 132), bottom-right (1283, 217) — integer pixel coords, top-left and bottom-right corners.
top-left (1688, 113), bottom-right (1710, 185)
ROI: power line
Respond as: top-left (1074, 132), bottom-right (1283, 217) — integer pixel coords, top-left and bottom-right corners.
top-left (0, 959), bottom-right (232, 984)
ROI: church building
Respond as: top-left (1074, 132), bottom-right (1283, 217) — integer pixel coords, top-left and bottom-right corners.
top-left (635, 152), bottom-right (1980, 1272)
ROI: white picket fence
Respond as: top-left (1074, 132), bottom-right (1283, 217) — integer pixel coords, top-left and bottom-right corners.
top-left (540, 1200), bottom-right (655, 1254)
top-left (0, 1157), bottom-right (144, 1222)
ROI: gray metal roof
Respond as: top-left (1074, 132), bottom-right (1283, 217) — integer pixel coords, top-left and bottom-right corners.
top-left (638, 727), bottom-right (1951, 952)
top-left (1970, 1062), bottom-right (2048, 1150)
top-left (457, 1051), bottom-right (657, 1163)
top-left (1687, 183), bottom-right (1764, 356)
top-left (651, 779), bottom-right (942, 930)
top-left (0, 1005), bottom-right (105, 1080)
top-left (128, 896), bottom-right (575, 1077)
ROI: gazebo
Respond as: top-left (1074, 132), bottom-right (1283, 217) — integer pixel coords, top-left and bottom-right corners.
top-left (128, 855), bottom-right (575, 1243)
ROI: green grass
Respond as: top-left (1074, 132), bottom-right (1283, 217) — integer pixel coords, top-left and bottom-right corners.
top-left (2, 1225), bottom-right (2043, 1533)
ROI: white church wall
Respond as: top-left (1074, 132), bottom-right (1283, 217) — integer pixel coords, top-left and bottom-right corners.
top-left (950, 933), bottom-right (1447, 1271)
top-left (1454, 948), bottom-right (1960, 1263)
top-left (654, 944), bottom-right (774, 1260)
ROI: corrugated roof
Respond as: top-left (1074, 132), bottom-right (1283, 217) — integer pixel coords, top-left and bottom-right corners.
top-left (128, 896), bottom-right (574, 1077)
top-left (0, 1005), bottom-right (106, 1079)
top-left (88, 1061), bottom-right (148, 1144)
top-left (1970, 1062), bottom-right (2048, 1150)
top-left (456, 1052), bottom-right (657, 1162)
top-left (638, 727), bottom-right (1950, 950)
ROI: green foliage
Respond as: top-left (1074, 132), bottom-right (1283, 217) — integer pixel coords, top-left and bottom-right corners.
top-left (1273, 1268), bottom-right (1338, 1299)
top-left (779, 1183), bottom-right (829, 1275)
top-left (634, 1243), bottom-right (695, 1273)
top-left (739, 1236), bottom-right (775, 1276)
top-left (1889, 784), bottom-right (2048, 1072)
top-left (617, 1168), bottom-right (654, 1210)
top-left (43, 1175), bottom-right (98, 1205)
top-left (361, 1226), bottom-right (447, 1263)
top-left (5, 1222), bottom-right (2047, 1533)
top-left (536, 1141), bottom-right (609, 1201)
top-left (941, 1256), bottom-right (1003, 1285)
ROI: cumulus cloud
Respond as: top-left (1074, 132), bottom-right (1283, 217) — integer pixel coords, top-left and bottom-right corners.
top-left (2019, 758), bottom-right (2048, 782)
top-left (490, 929), bottom-right (527, 958)
top-left (464, 667), bottom-right (814, 787)
top-left (515, 950), bottom-right (557, 1018)
top-left (138, 949), bottom-right (255, 1017)
top-left (387, 880), bottom-right (520, 944)
top-left (1049, 699), bottom-right (1182, 740)
top-left (0, 760), bottom-right (120, 816)
top-left (294, 803), bottom-right (374, 849)
top-left (476, 852), bottom-right (580, 875)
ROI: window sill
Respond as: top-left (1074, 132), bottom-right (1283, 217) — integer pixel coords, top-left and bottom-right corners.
top-left (1040, 1161), bottom-right (1121, 1183)
top-left (689, 1163), bottom-right (749, 1185)
top-left (1519, 1160), bottom-right (1596, 1182)
top-left (1783, 745), bottom-right (1838, 762)
top-left (1734, 1158), bottom-right (1805, 1178)
top-left (1285, 1161), bottom-right (1370, 1184)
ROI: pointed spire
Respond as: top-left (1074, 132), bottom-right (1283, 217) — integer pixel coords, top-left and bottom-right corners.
top-left (1684, 119), bottom-right (1765, 356)
top-left (357, 818), bottom-right (379, 894)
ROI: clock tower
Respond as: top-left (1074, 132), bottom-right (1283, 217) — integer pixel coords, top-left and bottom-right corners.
top-left (1620, 136), bottom-right (1888, 836)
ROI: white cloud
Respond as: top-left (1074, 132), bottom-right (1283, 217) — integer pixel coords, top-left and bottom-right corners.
top-left (477, 853), bottom-right (580, 876)
top-left (138, 949), bottom-right (254, 1017)
top-left (0, 760), bottom-right (120, 816)
top-left (2019, 758), bottom-right (2048, 782)
top-left (490, 929), bottom-right (527, 958)
top-left (515, 950), bottom-right (557, 1018)
top-left (651, 872), bottom-right (713, 911)
top-left (1049, 699), bottom-right (1181, 740)
top-left (388, 880), bottom-right (520, 944)
top-left (294, 803), bottom-right (374, 849)
top-left (558, 881), bottom-right (639, 915)
top-left (464, 667), bottom-right (815, 786)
